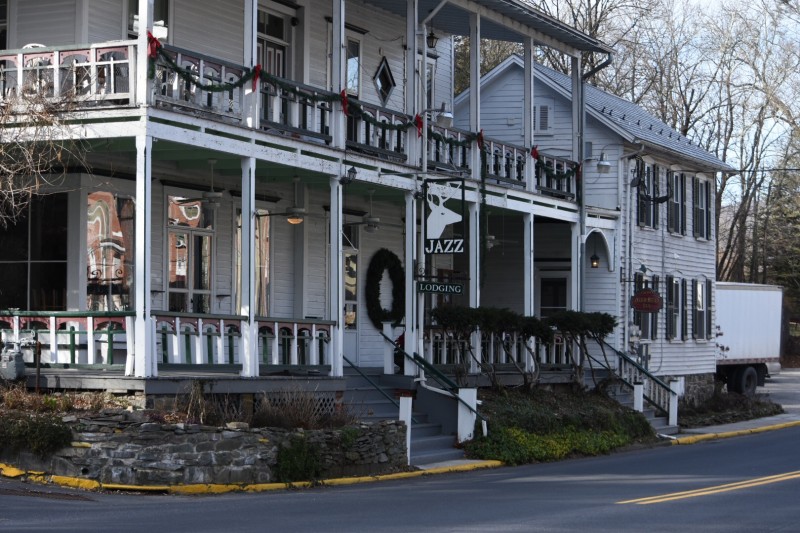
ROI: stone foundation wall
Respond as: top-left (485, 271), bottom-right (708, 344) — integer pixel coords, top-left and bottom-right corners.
top-left (1, 411), bottom-right (407, 486)
top-left (679, 372), bottom-right (716, 406)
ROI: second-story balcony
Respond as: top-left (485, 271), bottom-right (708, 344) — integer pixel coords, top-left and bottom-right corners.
top-left (0, 40), bottom-right (578, 204)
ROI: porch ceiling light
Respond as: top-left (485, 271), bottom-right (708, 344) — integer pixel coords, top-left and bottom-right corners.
top-left (286, 207), bottom-right (304, 225)
top-left (596, 152), bottom-right (612, 173)
top-left (426, 30), bottom-right (439, 49)
top-left (590, 253), bottom-right (600, 268)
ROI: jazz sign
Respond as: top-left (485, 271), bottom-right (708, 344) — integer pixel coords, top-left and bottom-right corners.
top-left (424, 179), bottom-right (465, 255)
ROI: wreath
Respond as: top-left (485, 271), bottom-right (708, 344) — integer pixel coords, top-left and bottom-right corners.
top-left (365, 248), bottom-right (405, 330)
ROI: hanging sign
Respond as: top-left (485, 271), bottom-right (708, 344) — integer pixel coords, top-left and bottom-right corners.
top-left (424, 179), bottom-right (465, 255)
top-left (417, 281), bottom-right (464, 294)
top-left (630, 288), bottom-right (663, 313)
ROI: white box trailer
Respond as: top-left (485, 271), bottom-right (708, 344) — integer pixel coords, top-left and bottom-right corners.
top-left (715, 282), bottom-right (783, 395)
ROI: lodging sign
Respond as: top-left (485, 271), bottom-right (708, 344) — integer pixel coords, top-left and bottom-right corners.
top-left (630, 288), bottom-right (663, 313)
top-left (417, 281), bottom-right (464, 294)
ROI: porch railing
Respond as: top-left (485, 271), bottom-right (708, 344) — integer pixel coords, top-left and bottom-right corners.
top-left (428, 124), bottom-right (473, 172)
top-left (345, 97), bottom-right (409, 162)
top-left (154, 44), bottom-right (246, 121)
top-left (0, 42), bottom-right (135, 105)
top-left (484, 139), bottom-right (528, 188)
top-left (152, 312), bottom-right (333, 368)
top-left (535, 154), bottom-right (577, 200)
top-left (0, 311), bottom-right (135, 366)
top-left (260, 79), bottom-right (333, 144)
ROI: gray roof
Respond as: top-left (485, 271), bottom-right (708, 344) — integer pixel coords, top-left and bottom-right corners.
top-left (362, 0), bottom-right (612, 54)
top-left (532, 61), bottom-right (733, 172)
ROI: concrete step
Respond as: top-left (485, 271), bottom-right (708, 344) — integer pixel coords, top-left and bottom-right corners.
top-left (411, 422), bottom-right (444, 439)
top-left (411, 447), bottom-right (465, 466)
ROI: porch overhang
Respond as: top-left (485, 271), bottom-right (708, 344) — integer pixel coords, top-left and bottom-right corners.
top-left (363, 0), bottom-right (612, 56)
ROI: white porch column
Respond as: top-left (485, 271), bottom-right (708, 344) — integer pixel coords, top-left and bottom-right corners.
top-left (329, 176), bottom-right (344, 377)
top-left (330, 0), bottom-right (346, 149)
top-left (135, 0), bottom-right (154, 106)
top-left (405, 0), bottom-right (419, 166)
top-left (240, 157), bottom-right (258, 377)
top-left (133, 134), bottom-right (154, 377)
top-left (469, 13), bottom-right (481, 173)
top-left (523, 212), bottom-right (535, 372)
top-left (571, 55), bottom-right (587, 311)
top-left (404, 191), bottom-right (417, 373)
top-left (523, 38), bottom-right (535, 191)
top-left (570, 222), bottom-right (580, 312)
top-left (243, 0), bottom-right (259, 129)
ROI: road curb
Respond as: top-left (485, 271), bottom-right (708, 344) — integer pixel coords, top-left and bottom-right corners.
top-left (672, 420), bottom-right (800, 445)
top-left (0, 460), bottom-right (504, 495)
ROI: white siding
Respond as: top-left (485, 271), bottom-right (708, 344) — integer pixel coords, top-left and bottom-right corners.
top-left (14, 0), bottom-right (76, 47)
top-left (172, 0), bottom-right (244, 64)
top-left (88, 0), bottom-right (123, 42)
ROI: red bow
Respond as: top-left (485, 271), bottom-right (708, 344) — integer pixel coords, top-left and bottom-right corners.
top-left (531, 145), bottom-right (539, 160)
top-left (147, 31), bottom-right (162, 59)
top-left (414, 114), bottom-right (423, 138)
top-left (477, 129), bottom-right (484, 150)
top-left (252, 64), bottom-right (262, 91)
top-left (340, 89), bottom-right (349, 117)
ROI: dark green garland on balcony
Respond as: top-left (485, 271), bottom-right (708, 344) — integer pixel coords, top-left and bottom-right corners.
top-left (530, 145), bottom-right (579, 181)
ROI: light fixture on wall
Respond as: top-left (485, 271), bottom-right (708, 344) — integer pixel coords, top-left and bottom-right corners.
top-left (590, 242), bottom-right (600, 268)
top-left (423, 101), bottom-right (453, 128)
top-left (596, 152), bottom-right (612, 174)
top-left (340, 166), bottom-right (357, 185)
top-left (426, 30), bottom-right (439, 49)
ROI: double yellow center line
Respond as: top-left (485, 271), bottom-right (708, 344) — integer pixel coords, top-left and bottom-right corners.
top-left (618, 470), bottom-right (800, 505)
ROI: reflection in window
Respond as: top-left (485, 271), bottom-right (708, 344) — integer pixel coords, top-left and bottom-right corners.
top-left (344, 252), bottom-right (357, 329)
top-left (87, 192), bottom-right (135, 311)
top-left (346, 38), bottom-right (360, 96)
top-left (0, 194), bottom-right (68, 311)
top-left (236, 209), bottom-right (270, 316)
top-left (373, 57), bottom-right (395, 105)
top-left (167, 195), bottom-right (214, 229)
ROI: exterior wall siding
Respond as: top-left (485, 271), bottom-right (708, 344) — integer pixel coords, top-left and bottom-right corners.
top-left (14, 0), bottom-right (76, 47)
top-left (88, 0), bottom-right (124, 42)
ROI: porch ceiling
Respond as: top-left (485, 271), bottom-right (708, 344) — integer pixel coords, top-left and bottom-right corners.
top-left (363, 0), bottom-right (611, 53)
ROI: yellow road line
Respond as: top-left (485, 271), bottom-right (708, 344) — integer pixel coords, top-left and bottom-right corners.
top-left (618, 470), bottom-right (800, 505)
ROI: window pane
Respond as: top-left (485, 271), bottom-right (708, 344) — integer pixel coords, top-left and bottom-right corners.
top-left (193, 234), bottom-right (211, 291)
top-left (30, 193), bottom-right (67, 261)
top-left (0, 263), bottom-right (27, 309)
top-left (346, 39), bottom-right (360, 96)
top-left (168, 231), bottom-right (188, 289)
top-left (168, 196), bottom-right (214, 229)
top-left (168, 292), bottom-right (187, 313)
top-left (0, 215), bottom-right (29, 261)
top-left (87, 192), bottom-right (135, 311)
top-left (344, 253), bottom-right (357, 301)
top-left (30, 262), bottom-right (66, 311)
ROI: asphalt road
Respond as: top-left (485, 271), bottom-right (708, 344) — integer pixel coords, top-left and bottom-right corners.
top-left (2, 426), bottom-right (800, 532)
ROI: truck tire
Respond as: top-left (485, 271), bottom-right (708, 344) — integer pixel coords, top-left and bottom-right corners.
top-left (737, 366), bottom-right (758, 397)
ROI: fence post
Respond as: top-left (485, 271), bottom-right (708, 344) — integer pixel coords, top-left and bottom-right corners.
top-left (633, 381), bottom-right (644, 412)
top-left (399, 394), bottom-right (413, 466)
top-left (457, 388), bottom-right (478, 443)
top-left (669, 379), bottom-right (679, 427)
top-left (383, 322), bottom-right (395, 374)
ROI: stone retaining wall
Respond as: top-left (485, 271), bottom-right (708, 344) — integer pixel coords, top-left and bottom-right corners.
top-left (2, 411), bottom-right (408, 486)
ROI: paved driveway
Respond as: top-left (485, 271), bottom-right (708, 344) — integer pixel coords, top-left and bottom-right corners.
top-left (762, 367), bottom-right (800, 415)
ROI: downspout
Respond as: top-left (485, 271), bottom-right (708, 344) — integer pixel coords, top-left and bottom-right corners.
top-left (577, 51), bottom-right (612, 312)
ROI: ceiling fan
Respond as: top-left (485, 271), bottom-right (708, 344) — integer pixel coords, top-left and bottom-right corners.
top-left (259, 176), bottom-right (307, 224)
top-left (345, 189), bottom-right (380, 233)
top-left (176, 159), bottom-right (224, 206)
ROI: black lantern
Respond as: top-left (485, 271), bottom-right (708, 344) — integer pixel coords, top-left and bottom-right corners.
top-left (426, 30), bottom-right (439, 49)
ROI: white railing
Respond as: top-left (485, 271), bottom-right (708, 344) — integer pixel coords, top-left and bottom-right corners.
top-left (0, 42), bottom-right (135, 105)
top-left (428, 124), bottom-right (473, 172)
top-left (344, 97), bottom-right (410, 162)
top-left (535, 154), bottom-right (578, 200)
top-left (154, 45), bottom-right (245, 120)
top-left (260, 79), bottom-right (334, 143)
top-left (484, 139), bottom-right (528, 187)
top-left (617, 354), bottom-right (673, 415)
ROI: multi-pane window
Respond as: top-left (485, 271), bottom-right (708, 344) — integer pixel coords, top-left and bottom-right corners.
top-left (667, 172), bottom-right (686, 235)
top-left (693, 278), bottom-right (713, 339)
top-left (128, 0), bottom-right (169, 38)
top-left (87, 192), bottom-right (135, 311)
top-left (0, 194), bottom-right (68, 311)
top-left (346, 38), bottom-right (361, 97)
top-left (637, 162), bottom-right (659, 229)
top-left (665, 276), bottom-right (681, 339)
top-left (693, 178), bottom-right (712, 240)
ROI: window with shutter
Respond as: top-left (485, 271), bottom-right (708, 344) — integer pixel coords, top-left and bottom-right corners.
top-left (668, 172), bottom-right (685, 234)
top-left (706, 279), bottom-right (713, 339)
top-left (666, 276), bottom-right (680, 340)
top-left (652, 167), bottom-right (660, 229)
top-left (693, 278), bottom-right (707, 339)
top-left (681, 279), bottom-right (688, 340)
top-left (693, 178), bottom-right (710, 239)
top-left (651, 275), bottom-right (659, 340)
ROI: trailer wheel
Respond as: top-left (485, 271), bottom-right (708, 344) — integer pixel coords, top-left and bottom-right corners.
top-left (737, 366), bottom-right (758, 397)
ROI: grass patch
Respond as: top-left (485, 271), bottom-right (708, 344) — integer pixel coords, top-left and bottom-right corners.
top-left (464, 388), bottom-right (656, 465)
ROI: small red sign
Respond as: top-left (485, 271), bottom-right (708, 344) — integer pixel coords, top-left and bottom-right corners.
top-left (631, 288), bottom-right (663, 313)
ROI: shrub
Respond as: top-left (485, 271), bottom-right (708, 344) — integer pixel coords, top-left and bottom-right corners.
top-left (274, 434), bottom-right (322, 483)
top-left (0, 412), bottom-right (73, 457)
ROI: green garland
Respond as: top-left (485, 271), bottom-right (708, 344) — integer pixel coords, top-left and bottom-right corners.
top-left (365, 248), bottom-right (405, 330)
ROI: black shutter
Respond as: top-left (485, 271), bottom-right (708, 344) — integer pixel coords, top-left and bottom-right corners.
top-left (692, 178), bottom-right (700, 237)
top-left (680, 174), bottom-right (687, 235)
top-left (705, 181), bottom-right (712, 240)
top-left (637, 160), bottom-right (646, 226)
top-left (681, 279), bottom-right (688, 340)
top-left (653, 166), bottom-right (659, 229)
top-left (692, 279), bottom-right (698, 339)
top-left (665, 275), bottom-right (674, 339)
top-left (706, 279), bottom-right (713, 339)
top-left (651, 275), bottom-right (659, 340)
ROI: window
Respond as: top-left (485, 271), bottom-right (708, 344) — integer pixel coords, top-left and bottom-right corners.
top-left (665, 275), bottom-right (681, 340)
top-left (235, 209), bottom-right (270, 317)
top-left (667, 172), bottom-right (686, 235)
top-left (637, 162), bottom-right (659, 229)
top-left (166, 194), bottom-right (215, 313)
top-left (633, 273), bottom-right (651, 340)
top-left (0, 0), bottom-right (7, 49)
top-left (258, 10), bottom-right (289, 78)
top-left (87, 192), bottom-right (135, 311)
top-left (0, 194), bottom-right (68, 311)
top-left (346, 38), bottom-right (360, 97)
top-left (373, 57), bottom-right (395, 105)
top-left (128, 0), bottom-right (169, 39)
top-left (693, 177), bottom-right (712, 240)
top-left (693, 278), bottom-right (713, 339)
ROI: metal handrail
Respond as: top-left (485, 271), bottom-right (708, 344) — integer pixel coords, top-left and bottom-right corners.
top-left (342, 355), bottom-right (417, 424)
top-left (379, 331), bottom-right (487, 423)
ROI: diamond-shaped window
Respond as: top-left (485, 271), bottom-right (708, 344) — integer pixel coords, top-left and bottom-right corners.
top-left (373, 57), bottom-right (395, 105)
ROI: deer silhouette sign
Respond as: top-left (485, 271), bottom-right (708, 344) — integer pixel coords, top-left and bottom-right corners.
top-left (425, 182), bottom-right (464, 254)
